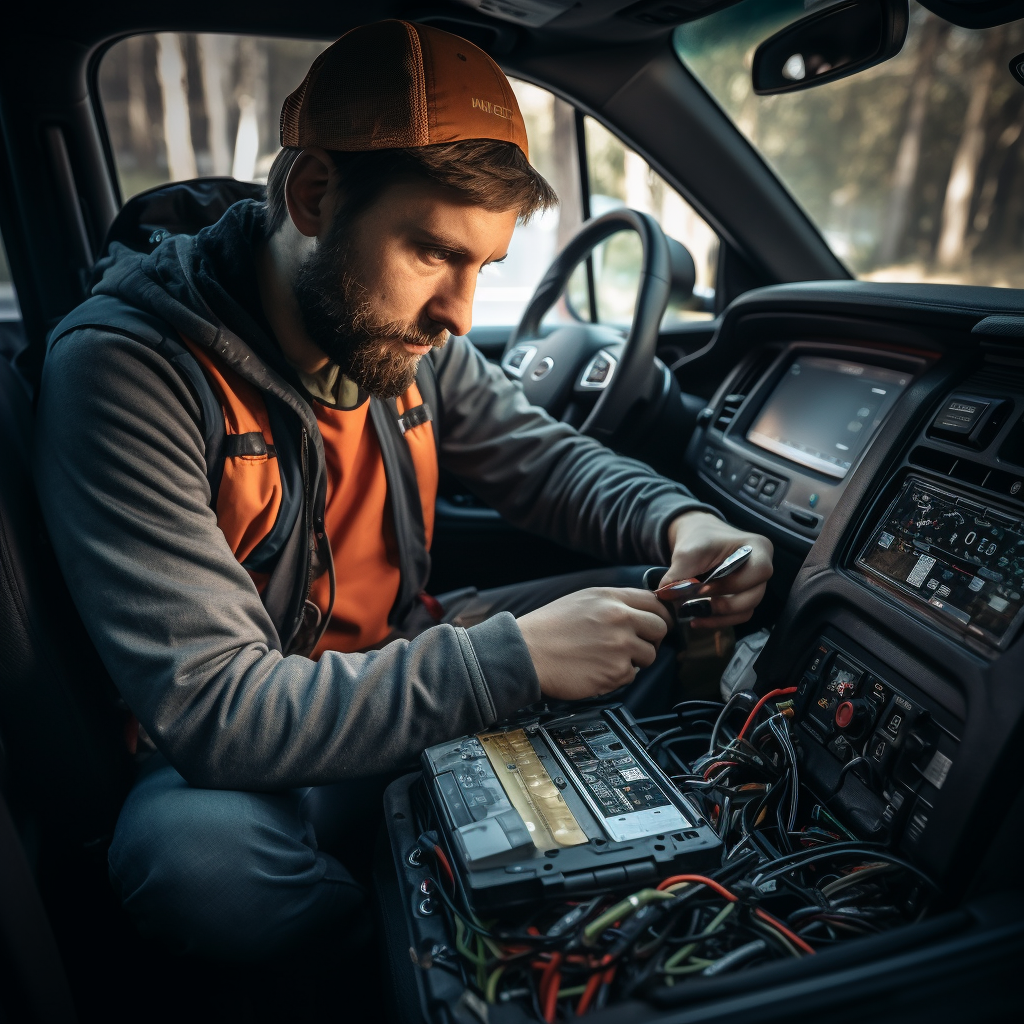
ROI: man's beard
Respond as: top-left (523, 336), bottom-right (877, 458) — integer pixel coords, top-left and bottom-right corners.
top-left (292, 214), bottom-right (449, 400)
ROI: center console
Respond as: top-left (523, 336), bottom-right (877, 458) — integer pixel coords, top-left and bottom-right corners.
top-left (688, 342), bottom-right (928, 543)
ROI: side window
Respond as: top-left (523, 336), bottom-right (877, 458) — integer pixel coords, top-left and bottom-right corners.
top-left (472, 80), bottom-right (584, 327)
top-left (98, 34), bottom-right (329, 199)
top-left (475, 78), bottom-right (719, 329)
top-left (0, 232), bottom-right (24, 362)
top-left (583, 118), bottom-right (719, 326)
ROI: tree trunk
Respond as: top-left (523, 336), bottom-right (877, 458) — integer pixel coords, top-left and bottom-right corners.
top-left (877, 17), bottom-right (948, 266)
top-left (197, 35), bottom-right (235, 176)
top-left (126, 35), bottom-right (151, 160)
top-left (156, 34), bottom-right (197, 181)
top-left (936, 34), bottom-right (1000, 270)
top-left (966, 94), bottom-right (1024, 255)
top-left (232, 37), bottom-right (267, 181)
top-left (550, 98), bottom-right (583, 251)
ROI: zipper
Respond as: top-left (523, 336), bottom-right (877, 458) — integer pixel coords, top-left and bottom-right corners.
top-left (301, 428), bottom-right (315, 608)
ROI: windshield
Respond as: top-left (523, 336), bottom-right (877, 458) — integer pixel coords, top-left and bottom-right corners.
top-left (676, 1), bottom-right (1024, 287)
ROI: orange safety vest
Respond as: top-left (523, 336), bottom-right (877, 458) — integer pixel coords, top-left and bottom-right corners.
top-left (184, 339), bottom-right (438, 655)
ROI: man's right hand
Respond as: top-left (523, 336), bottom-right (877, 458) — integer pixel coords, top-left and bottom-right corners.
top-left (516, 588), bottom-right (673, 702)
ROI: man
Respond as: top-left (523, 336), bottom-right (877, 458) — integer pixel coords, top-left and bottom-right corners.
top-left (35, 20), bottom-right (772, 960)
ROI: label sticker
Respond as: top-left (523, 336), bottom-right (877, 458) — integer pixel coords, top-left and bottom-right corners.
top-left (922, 750), bottom-right (953, 790)
top-left (906, 554), bottom-right (936, 588)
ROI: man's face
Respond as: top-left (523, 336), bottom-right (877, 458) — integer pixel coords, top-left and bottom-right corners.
top-left (293, 176), bottom-right (517, 399)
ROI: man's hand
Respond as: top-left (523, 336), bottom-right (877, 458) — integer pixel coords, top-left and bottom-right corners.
top-left (664, 512), bottom-right (773, 628)
top-left (517, 588), bottom-right (674, 701)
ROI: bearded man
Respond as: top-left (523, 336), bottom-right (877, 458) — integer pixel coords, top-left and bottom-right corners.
top-left (34, 20), bottom-right (772, 960)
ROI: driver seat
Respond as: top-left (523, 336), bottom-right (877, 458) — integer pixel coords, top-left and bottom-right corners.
top-left (0, 178), bottom-right (266, 862)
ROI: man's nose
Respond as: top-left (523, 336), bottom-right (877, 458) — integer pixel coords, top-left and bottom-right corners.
top-left (424, 271), bottom-right (475, 338)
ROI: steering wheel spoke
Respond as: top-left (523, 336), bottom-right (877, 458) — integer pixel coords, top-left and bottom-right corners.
top-left (501, 208), bottom-right (693, 438)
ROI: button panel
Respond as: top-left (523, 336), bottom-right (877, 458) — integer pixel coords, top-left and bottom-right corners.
top-left (795, 636), bottom-right (958, 852)
top-left (699, 445), bottom-right (794, 521)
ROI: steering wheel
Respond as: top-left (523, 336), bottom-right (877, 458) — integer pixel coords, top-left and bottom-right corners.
top-left (501, 208), bottom-right (694, 439)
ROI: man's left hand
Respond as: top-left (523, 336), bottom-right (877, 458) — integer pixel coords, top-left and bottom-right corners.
top-left (663, 512), bottom-right (774, 628)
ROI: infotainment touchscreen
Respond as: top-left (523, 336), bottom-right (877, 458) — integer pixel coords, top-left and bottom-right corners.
top-left (747, 356), bottom-right (910, 479)
top-left (856, 476), bottom-right (1024, 648)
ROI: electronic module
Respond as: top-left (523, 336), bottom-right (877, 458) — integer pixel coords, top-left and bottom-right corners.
top-left (421, 705), bottom-right (722, 912)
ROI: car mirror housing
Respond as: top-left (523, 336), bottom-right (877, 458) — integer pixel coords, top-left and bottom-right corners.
top-left (751, 0), bottom-right (909, 96)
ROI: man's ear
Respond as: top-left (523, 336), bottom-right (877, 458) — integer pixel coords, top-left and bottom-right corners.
top-left (285, 148), bottom-right (335, 238)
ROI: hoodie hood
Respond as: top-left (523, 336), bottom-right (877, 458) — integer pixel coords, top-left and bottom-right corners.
top-left (86, 200), bottom-right (295, 385)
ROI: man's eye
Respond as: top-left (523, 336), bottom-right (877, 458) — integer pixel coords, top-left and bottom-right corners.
top-left (426, 248), bottom-right (451, 262)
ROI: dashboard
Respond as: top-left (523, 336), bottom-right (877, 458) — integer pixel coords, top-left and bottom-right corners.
top-left (676, 280), bottom-right (1024, 896)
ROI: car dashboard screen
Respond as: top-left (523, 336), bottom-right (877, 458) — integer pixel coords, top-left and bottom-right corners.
top-left (746, 356), bottom-right (910, 479)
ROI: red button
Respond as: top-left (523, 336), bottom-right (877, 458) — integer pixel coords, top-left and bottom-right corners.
top-left (835, 701), bottom-right (855, 729)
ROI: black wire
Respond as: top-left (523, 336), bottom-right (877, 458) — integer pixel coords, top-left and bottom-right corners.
top-left (428, 878), bottom-right (495, 940)
top-left (751, 846), bottom-right (937, 891)
top-left (829, 756), bottom-right (871, 798)
top-left (708, 690), bottom-right (758, 755)
top-left (647, 725), bottom-right (683, 750)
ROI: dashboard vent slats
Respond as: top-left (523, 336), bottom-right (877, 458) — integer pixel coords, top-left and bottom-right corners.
top-left (712, 351), bottom-right (774, 433)
top-left (962, 363), bottom-right (1024, 394)
top-left (715, 393), bottom-right (745, 431)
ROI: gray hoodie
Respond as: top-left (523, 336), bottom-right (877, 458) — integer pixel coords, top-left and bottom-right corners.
top-left (34, 200), bottom-right (716, 791)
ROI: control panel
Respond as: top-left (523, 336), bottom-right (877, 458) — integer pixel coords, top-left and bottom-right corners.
top-left (795, 635), bottom-right (960, 854)
top-left (698, 441), bottom-right (826, 533)
top-left (855, 475), bottom-right (1024, 650)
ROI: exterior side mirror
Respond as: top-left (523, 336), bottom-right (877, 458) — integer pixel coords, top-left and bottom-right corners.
top-left (752, 0), bottom-right (909, 96)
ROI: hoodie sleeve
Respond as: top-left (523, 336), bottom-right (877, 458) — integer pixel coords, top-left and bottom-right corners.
top-left (432, 336), bottom-right (723, 565)
top-left (34, 329), bottom-right (539, 790)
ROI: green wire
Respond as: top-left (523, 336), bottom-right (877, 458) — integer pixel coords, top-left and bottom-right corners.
top-left (662, 902), bottom-right (735, 973)
top-left (663, 958), bottom-right (715, 984)
top-left (475, 935), bottom-right (486, 990)
top-left (557, 985), bottom-right (588, 998)
top-left (454, 917), bottom-right (487, 965)
top-left (485, 965), bottom-right (506, 1004)
top-left (812, 804), bottom-right (857, 841)
top-left (582, 888), bottom-right (676, 945)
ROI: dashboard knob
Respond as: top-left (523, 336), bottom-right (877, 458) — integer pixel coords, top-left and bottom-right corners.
top-left (835, 699), bottom-right (873, 739)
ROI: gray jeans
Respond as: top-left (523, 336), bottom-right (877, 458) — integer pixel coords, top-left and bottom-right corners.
top-left (108, 566), bottom-right (675, 960)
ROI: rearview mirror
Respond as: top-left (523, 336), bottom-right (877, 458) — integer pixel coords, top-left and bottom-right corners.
top-left (752, 0), bottom-right (909, 96)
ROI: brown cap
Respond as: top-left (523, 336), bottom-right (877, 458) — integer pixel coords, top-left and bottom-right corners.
top-left (280, 20), bottom-right (529, 159)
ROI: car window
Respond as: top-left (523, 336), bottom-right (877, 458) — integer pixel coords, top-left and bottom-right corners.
top-left (0, 232), bottom-right (23, 361)
top-left (98, 34), bottom-right (330, 200)
top-left (473, 79), bottom-right (585, 328)
top-left (676, 0), bottom-right (1024, 287)
top-left (582, 117), bottom-right (719, 325)
top-left (481, 81), bottom-right (719, 328)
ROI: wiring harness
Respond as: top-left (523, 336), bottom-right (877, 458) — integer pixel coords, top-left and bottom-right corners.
top-left (413, 692), bottom-right (935, 1020)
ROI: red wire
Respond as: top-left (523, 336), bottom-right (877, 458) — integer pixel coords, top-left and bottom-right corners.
top-left (736, 687), bottom-right (798, 742)
top-left (754, 908), bottom-right (816, 955)
top-left (576, 971), bottom-right (602, 1016)
top-left (655, 874), bottom-right (816, 956)
top-left (703, 760), bottom-right (738, 780)
top-left (540, 952), bottom-right (563, 1023)
top-left (432, 844), bottom-right (455, 889)
top-left (655, 874), bottom-right (740, 901)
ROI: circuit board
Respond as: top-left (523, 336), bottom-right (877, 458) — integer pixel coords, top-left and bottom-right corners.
top-left (857, 476), bottom-right (1024, 647)
top-left (546, 720), bottom-right (672, 818)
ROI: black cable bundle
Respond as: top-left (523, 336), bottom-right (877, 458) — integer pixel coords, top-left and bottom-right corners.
top-left (418, 693), bottom-right (935, 1021)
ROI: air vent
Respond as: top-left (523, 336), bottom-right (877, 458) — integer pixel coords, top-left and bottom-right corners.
top-left (960, 362), bottom-right (1024, 395)
top-left (715, 393), bottom-right (745, 431)
top-left (711, 351), bottom-right (774, 433)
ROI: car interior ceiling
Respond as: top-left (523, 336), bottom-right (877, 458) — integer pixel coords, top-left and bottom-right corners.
top-left (2, 1), bottom-right (1024, 1022)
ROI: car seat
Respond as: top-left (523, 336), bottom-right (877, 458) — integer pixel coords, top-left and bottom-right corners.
top-left (0, 178), bottom-right (265, 1021)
